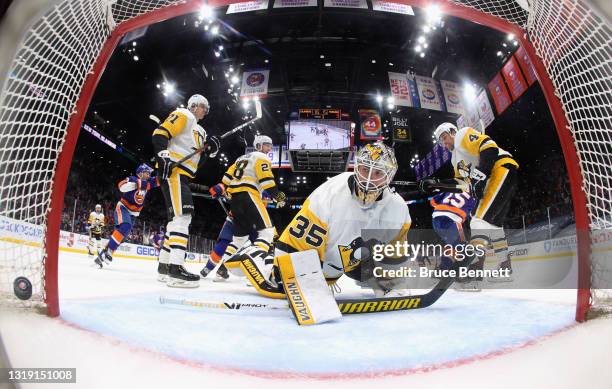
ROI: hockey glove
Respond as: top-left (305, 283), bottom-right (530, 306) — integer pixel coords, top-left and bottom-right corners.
top-left (418, 178), bottom-right (440, 194)
top-left (209, 183), bottom-right (225, 199)
top-left (472, 179), bottom-right (487, 200)
top-left (274, 191), bottom-right (287, 208)
top-left (156, 150), bottom-right (174, 180)
top-left (205, 136), bottom-right (220, 158)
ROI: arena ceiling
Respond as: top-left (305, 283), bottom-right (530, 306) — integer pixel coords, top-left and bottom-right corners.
top-left (80, 3), bottom-right (558, 192)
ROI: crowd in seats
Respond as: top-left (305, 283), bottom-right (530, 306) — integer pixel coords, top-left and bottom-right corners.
top-left (505, 154), bottom-right (573, 229)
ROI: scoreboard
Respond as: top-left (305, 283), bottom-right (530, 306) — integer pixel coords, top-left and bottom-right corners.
top-left (299, 108), bottom-right (341, 120)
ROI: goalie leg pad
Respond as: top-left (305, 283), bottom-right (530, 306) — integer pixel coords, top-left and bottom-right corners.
top-left (233, 246), bottom-right (285, 299)
top-left (277, 250), bottom-right (342, 325)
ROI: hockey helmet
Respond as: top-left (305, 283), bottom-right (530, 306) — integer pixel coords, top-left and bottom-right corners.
top-left (354, 141), bottom-right (397, 208)
top-left (95, 204), bottom-right (102, 212)
top-left (136, 163), bottom-right (153, 175)
top-left (253, 135), bottom-right (273, 150)
top-left (433, 122), bottom-right (458, 144)
top-left (187, 94), bottom-right (210, 112)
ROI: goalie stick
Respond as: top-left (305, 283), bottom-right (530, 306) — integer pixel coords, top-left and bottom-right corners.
top-left (159, 256), bottom-right (475, 315)
top-left (391, 180), bottom-right (468, 194)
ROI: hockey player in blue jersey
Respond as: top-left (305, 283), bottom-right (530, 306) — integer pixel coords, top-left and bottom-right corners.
top-left (430, 190), bottom-right (477, 271)
top-left (95, 164), bottom-right (160, 268)
top-left (150, 229), bottom-right (165, 251)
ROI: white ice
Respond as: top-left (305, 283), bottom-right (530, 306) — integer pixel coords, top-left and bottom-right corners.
top-left (1, 251), bottom-right (611, 389)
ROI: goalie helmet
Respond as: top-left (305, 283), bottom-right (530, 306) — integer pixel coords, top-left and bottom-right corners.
top-left (95, 204), bottom-right (102, 212)
top-left (136, 163), bottom-right (153, 175)
top-left (433, 122), bottom-right (457, 144)
top-left (187, 94), bottom-right (210, 112)
top-left (353, 141), bottom-right (398, 208)
top-left (253, 135), bottom-right (272, 150)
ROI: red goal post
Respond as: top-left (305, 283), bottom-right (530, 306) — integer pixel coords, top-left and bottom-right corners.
top-left (0, 0), bottom-right (609, 321)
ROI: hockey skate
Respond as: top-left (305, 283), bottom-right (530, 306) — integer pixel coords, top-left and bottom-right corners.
top-left (213, 263), bottom-right (229, 282)
top-left (488, 259), bottom-right (514, 283)
top-left (157, 262), bottom-right (169, 282)
top-left (94, 248), bottom-right (112, 268)
top-left (166, 264), bottom-right (200, 288)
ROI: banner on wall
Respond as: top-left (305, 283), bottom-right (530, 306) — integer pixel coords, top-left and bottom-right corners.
top-left (413, 144), bottom-right (451, 181)
top-left (388, 72), bottom-right (415, 107)
top-left (358, 109), bottom-right (383, 140)
top-left (487, 73), bottom-right (512, 115)
top-left (273, 0), bottom-right (317, 7)
top-left (514, 46), bottom-right (537, 86)
top-left (240, 69), bottom-right (270, 100)
top-left (390, 113), bottom-right (411, 143)
top-left (502, 56), bottom-right (528, 101)
top-left (439, 80), bottom-right (465, 115)
top-left (414, 75), bottom-right (443, 111)
top-left (227, 0), bottom-right (269, 13)
top-left (372, 0), bottom-right (414, 14)
top-left (324, 0), bottom-right (368, 8)
top-left (476, 89), bottom-right (495, 129)
top-left (279, 145), bottom-right (291, 168)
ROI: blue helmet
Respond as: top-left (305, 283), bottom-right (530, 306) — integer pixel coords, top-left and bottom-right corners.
top-left (136, 163), bottom-right (153, 175)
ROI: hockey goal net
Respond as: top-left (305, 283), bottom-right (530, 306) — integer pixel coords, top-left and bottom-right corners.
top-left (0, 0), bottom-right (610, 320)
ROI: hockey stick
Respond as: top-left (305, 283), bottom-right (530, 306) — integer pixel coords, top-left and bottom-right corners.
top-left (216, 197), bottom-right (230, 217)
top-left (392, 180), bottom-right (467, 194)
top-left (159, 296), bottom-right (288, 312)
top-left (173, 100), bottom-right (263, 168)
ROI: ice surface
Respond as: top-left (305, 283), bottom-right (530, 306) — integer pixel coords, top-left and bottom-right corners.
top-left (1, 251), bottom-right (611, 388)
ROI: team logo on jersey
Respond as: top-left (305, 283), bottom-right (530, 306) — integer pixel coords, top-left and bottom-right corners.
top-left (246, 72), bottom-right (265, 87)
top-left (456, 160), bottom-right (472, 178)
top-left (134, 190), bottom-right (146, 205)
top-left (338, 237), bottom-right (378, 272)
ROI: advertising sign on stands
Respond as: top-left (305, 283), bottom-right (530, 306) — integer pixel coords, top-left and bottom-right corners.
top-left (324, 0), bottom-right (368, 8)
top-left (227, 0), bottom-right (269, 13)
top-left (372, 0), bottom-right (414, 15)
top-left (273, 0), bottom-right (317, 7)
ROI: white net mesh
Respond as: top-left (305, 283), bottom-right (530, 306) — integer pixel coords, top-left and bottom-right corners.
top-left (0, 0), bottom-right (610, 317)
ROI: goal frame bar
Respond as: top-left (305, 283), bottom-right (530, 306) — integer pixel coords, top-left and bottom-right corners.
top-left (43, 0), bottom-right (592, 321)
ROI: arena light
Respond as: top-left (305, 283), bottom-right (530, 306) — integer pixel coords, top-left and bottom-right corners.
top-left (423, 25), bottom-right (431, 33)
top-left (218, 45), bottom-right (224, 51)
top-left (252, 95), bottom-right (260, 101)
top-left (211, 25), bottom-right (219, 35)
top-left (463, 82), bottom-right (477, 101)
top-left (231, 75), bottom-right (239, 84)
top-left (199, 5), bottom-right (214, 20)
top-left (418, 36), bottom-right (426, 44)
top-left (497, 51), bottom-right (503, 56)
top-left (132, 55), bottom-right (139, 61)
top-left (376, 94), bottom-right (383, 103)
top-left (507, 33), bottom-right (515, 41)
top-left (415, 45), bottom-right (422, 52)
top-left (214, 51), bottom-right (220, 58)
top-left (420, 52), bottom-right (426, 58)
top-left (324, 62), bottom-right (332, 67)
top-left (242, 100), bottom-right (250, 110)
top-left (387, 96), bottom-right (395, 104)
top-left (425, 4), bottom-right (442, 23)
top-left (163, 82), bottom-right (175, 95)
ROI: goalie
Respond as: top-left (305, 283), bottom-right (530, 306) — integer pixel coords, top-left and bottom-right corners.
top-left (228, 141), bottom-right (411, 325)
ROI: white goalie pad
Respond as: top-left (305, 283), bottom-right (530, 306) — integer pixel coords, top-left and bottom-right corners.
top-left (276, 249), bottom-right (341, 325)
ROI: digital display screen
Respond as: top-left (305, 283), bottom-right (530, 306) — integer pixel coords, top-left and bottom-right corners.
top-left (288, 120), bottom-right (352, 150)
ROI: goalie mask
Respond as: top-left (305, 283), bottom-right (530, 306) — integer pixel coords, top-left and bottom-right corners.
top-left (353, 142), bottom-right (398, 208)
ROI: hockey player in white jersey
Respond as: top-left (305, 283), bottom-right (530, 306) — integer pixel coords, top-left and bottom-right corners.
top-left (152, 94), bottom-right (220, 287)
top-left (428, 122), bottom-right (519, 281)
top-left (230, 141), bottom-right (411, 324)
top-left (218, 135), bottom-right (286, 275)
top-left (87, 204), bottom-right (106, 257)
